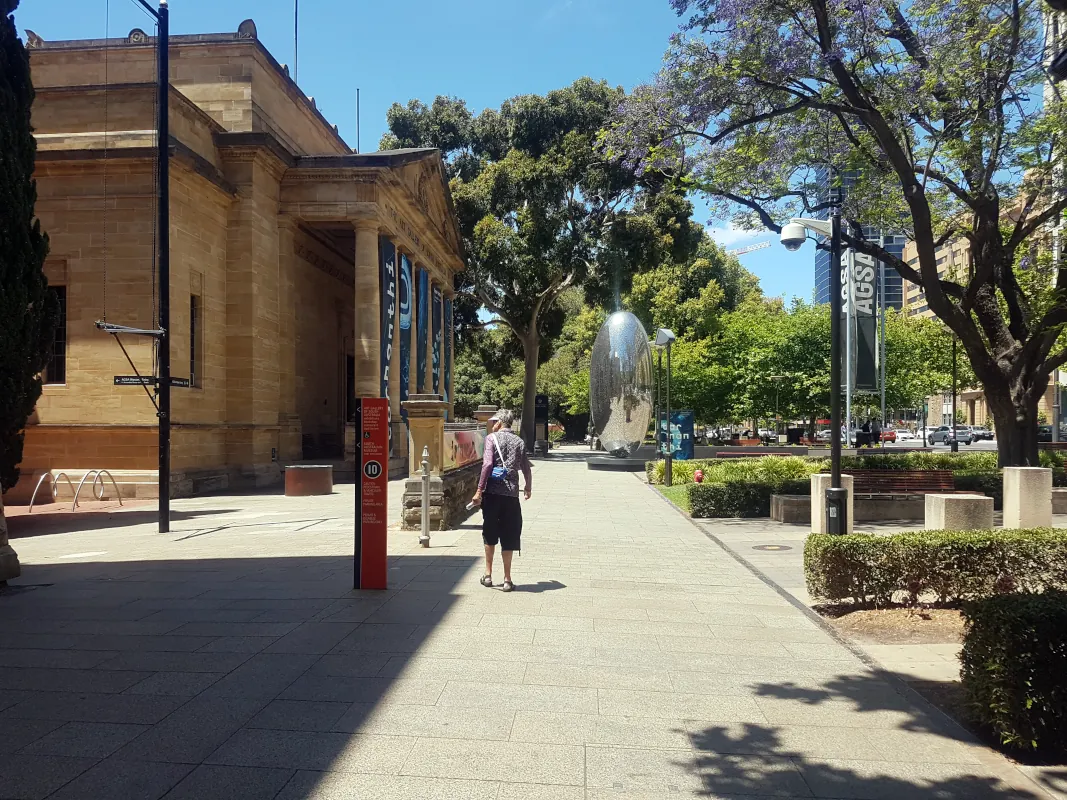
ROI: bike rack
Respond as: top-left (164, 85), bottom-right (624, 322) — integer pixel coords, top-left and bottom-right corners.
top-left (27, 470), bottom-right (124, 512)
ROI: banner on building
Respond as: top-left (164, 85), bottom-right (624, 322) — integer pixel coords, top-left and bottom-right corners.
top-left (379, 238), bottom-right (397, 401)
top-left (399, 254), bottom-right (413, 420)
top-left (841, 249), bottom-right (878, 392)
top-left (443, 295), bottom-right (453, 408)
top-left (417, 269), bottom-right (429, 393)
top-left (432, 284), bottom-right (442, 395)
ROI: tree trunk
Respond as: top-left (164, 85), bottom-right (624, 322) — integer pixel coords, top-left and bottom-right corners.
top-left (985, 384), bottom-right (1041, 467)
top-left (0, 492), bottom-right (21, 582)
top-left (520, 331), bottom-right (540, 449)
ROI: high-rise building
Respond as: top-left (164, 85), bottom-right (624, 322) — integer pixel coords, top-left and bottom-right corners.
top-left (813, 168), bottom-right (904, 310)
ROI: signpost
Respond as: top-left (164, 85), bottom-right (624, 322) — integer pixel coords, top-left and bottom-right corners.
top-left (354, 397), bottom-right (389, 590)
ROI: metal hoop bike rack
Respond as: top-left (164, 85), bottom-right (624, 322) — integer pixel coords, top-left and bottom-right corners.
top-left (27, 470), bottom-right (124, 513)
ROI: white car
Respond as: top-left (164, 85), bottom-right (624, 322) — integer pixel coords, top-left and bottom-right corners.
top-left (894, 429), bottom-right (916, 441)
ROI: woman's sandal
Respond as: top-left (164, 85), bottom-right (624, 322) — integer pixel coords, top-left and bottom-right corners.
top-left (501, 579), bottom-right (514, 593)
top-left (480, 575), bottom-right (493, 587)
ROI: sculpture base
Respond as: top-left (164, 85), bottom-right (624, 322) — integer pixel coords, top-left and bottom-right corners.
top-left (587, 456), bottom-right (648, 472)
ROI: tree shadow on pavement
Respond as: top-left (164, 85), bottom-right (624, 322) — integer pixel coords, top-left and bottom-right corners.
top-left (680, 670), bottom-right (1052, 799)
top-left (0, 551), bottom-right (487, 799)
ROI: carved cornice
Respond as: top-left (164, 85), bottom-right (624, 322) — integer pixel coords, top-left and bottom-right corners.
top-left (293, 240), bottom-right (354, 288)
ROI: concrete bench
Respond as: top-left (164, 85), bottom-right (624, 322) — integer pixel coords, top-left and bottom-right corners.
top-left (284, 465), bottom-right (333, 496)
top-left (771, 494), bottom-right (809, 523)
top-left (925, 493), bottom-right (993, 531)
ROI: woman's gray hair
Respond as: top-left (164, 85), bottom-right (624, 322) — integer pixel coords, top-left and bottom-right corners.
top-left (495, 409), bottom-right (515, 428)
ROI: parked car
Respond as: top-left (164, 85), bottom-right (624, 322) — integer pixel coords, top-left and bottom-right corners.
top-left (815, 429), bottom-right (832, 442)
top-left (879, 429), bottom-right (897, 443)
top-left (928, 425), bottom-right (973, 445)
top-left (971, 426), bottom-right (994, 440)
top-left (894, 428), bottom-right (916, 441)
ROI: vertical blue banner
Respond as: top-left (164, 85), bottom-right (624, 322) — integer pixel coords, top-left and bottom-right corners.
top-left (417, 269), bottom-right (429, 394)
top-left (379, 237), bottom-right (397, 401)
top-left (432, 284), bottom-right (442, 395)
top-left (399, 254), bottom-right (412, 420)
top-left (669, 410), bottom-right (695, 460)
top-left (443, 296), bottom-right (453, 408)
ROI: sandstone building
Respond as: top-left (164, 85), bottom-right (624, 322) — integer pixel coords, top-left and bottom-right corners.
top-left (10, 20), bottom-right (461, 501)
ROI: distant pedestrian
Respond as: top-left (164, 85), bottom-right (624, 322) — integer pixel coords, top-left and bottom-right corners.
top-left (471, 410), bottom-right (532, 592)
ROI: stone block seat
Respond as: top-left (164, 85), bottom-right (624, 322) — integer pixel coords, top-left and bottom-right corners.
top-left (283, 465), bottom-right (334, 496)
top-left (925, 493), bottom-right (993, 531)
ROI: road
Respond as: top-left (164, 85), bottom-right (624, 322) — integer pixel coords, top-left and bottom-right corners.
top-left (883, 438), bottom-right (998, 450)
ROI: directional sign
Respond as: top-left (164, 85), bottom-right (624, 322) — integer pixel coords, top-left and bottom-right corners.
top-left (114, 376), bottom-right (191, 387)
top-left (354, 397), bottom-right (389, 590)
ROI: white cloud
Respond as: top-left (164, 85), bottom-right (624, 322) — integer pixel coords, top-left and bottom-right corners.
top-left (708, 221), bottom-right (765, 247)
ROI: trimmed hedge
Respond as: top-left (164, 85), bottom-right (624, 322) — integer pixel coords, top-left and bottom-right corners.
top-left (804, 529), bottom-right (1067, 607)
top-left (688, 478), bottom-right (810, 518)
top-left (647, 456), bottom-right (820, 487)
top-left (961, 591), bottom-right (1067, 752)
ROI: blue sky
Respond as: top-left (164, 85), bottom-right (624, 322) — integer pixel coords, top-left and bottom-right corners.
top-left (19, 0), bottom-right (814, 301)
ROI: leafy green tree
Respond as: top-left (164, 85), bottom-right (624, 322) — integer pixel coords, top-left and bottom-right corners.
top-left (610, 0), bottom-right (1067, 465)
top-left (384, 81), bottom-right (695, 446)
top-left (0, 0), bottom-right (53, 578)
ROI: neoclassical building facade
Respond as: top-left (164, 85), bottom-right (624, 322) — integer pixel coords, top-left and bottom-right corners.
top-left (11, 20), bottom-right (461, 500)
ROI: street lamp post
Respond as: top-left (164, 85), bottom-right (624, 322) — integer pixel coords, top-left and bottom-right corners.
top-left (780, 213), bottom-right (846, 533)
top-left (655, 329), bottom-right (676, 487)
top-left (769, 375), bottom-right (786, 441)
top-left (950, 337), bottom-right (959, 452)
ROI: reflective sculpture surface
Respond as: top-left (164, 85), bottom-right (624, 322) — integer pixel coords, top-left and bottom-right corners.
top-left (589, 311), bottom-right (653, 456)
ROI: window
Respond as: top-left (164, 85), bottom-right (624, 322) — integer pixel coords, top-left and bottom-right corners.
top-left (190, 294), bottom-right (202, 388)
top-left (45, 286), bottom-right (66, 384)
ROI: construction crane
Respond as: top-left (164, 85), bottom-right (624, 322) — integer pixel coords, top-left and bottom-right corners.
top-left (727, 241), bottom-right (772, 257)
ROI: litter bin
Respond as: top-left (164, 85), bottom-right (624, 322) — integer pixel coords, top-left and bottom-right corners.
top-left (825, 487), bottom-right (848, 534)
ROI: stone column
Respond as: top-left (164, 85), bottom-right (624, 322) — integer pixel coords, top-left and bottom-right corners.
top-left (402, 394), bottom-right (448, 475)
top-left (0, 496), bottom-right (20, 581)
top-left (353, 221), bottom-right (380, 399)
top-left (408, 270), bottom-right (418, 399)
top-left (810, 473), bottom-right (854, 534)
top-left (1003, 467), bottom-right (1053, 529)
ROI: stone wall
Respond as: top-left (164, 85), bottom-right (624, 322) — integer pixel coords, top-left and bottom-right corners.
top-left (402, 462), bottom-right (480, 531)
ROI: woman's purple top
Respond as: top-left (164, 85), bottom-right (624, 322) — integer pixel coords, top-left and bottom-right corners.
top-left (478, 430), bottom-right (532, 497)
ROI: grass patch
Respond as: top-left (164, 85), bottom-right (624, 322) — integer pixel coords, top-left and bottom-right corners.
top-left (657, 483), bottom-right (690, 513)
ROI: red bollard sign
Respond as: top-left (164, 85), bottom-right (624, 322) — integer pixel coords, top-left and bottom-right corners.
top-left (354, 397), bottom-right (389, 589)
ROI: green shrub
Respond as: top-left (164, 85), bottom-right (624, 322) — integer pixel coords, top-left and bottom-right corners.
top-left (960, 591), bottom-right (1067, 752)
top-left (647, 456), bottom-right (820, 486)
top-left (688, 478), bottom-right (810, 518)
top-left (804, 528), bottom-right (1067, 606)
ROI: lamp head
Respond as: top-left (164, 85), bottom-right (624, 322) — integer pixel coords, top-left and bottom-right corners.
top-left (654, 328), bottom-right (676, 347)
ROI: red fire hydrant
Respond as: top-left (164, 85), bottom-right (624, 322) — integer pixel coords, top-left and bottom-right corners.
top-left (694, 469), bottom-right (704, 483)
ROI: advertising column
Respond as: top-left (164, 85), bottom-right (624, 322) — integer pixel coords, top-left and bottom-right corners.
top-left (354, 397), bottom-right (389, 590)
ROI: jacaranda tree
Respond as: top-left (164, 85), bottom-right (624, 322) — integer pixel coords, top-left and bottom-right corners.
top-left (608, 0), bottom-right (1067, 466)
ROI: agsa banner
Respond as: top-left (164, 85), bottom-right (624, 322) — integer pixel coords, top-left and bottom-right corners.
top-left (399, 254), bottom-right (413, 420)
top-left (379, 238), bottom-right (397, 401)
top-left (840, 249), bottom-right (878, 392)
top-left (432, 284), bottom-right (442, 395)
top-left (417, 269), bottom-right (429, 393)
top-left (443, 296), bottom-right (453, 408)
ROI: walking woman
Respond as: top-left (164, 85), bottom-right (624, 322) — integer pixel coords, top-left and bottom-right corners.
top-left (471, 410), bottom-right (532, 592)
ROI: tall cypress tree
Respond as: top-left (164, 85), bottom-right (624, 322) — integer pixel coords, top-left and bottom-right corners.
top-left (0, 0), bottom-right (54, 580)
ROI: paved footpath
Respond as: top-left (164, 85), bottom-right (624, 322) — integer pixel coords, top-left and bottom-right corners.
top-left (0, 453), bottom-right (1054, 799)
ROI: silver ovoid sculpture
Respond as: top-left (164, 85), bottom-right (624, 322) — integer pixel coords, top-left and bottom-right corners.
top-left (589, 311), bottom-right (653, 456)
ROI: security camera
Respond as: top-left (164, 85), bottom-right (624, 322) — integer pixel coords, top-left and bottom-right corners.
top-left (780, 222), bottom-right (808, 252)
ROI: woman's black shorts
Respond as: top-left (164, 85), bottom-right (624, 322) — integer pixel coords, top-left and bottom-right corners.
top-left (481, 491), bottom-right (522, 551)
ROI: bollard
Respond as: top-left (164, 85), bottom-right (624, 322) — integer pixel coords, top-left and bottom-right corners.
top-left (419, 445), bottom-right (431, 548)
